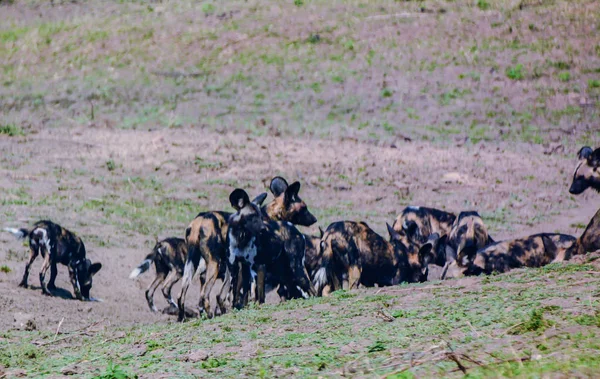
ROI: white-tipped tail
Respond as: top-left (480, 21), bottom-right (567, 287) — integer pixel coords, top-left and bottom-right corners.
top-left (129, 258), bottom-right (152, 279)
top-left (193, 258), bottom-right (207, 281)
top-left (313, 267), bottom-right (327, 292)
top-left (181, 260), bottom-right (195, 284)
top-left (296, 285), bottom-right (310, 299)
top-left (3, 227), bottom-right (26, 239)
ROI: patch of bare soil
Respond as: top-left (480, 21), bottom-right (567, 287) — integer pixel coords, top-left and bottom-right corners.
top-left (0, 126), bottom-right (596, 332)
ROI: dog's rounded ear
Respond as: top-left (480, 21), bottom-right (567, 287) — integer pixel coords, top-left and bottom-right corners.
top-left (418, 242), bottom-right (435, 267)
top-left (284, 181), bottom-right (301, 204)
top-left (229, 188), bottom-right (250, 211)
top-left (578, 146), bottom-right (593, 160)
top-left (402, 220), bottom-right (420, 242)
top-left (541, 234), bottom-right (558, 256)
top-left (591, 148), bottom-right (600, 166)
top-left (270, 177), bottom-right (289, 197)
top-left (89, 262), bottom-right (102, 276)
top-left (318, 226), bottom-right (324, 239)
top-left (252, 192), bottom-right (268, 206)
top-left (386, 223), bottom-right (401, 241)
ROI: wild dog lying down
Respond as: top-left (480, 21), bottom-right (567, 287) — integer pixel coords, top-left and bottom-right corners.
top-left (313, 221), bottom-right (441, 295)
top-left (228, 189), bottom-right (316, 309)
top-left (392, 206), bottom-right (456, 246)
top-left (569, 146), bottom-right (600, 195)
top-left (129, 237), bottom-right (205, 313)
top-left (443, 233), bottom-right (576, 278)
top-left (446, 211), bottom-right (494, 263)
top-left (177, 177), bottom-right (317, 321)
top-left (4, 220), bottom-right (102, 301)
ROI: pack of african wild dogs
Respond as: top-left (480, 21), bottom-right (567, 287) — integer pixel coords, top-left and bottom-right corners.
top-left (4, 146), bottom-right (600, 321)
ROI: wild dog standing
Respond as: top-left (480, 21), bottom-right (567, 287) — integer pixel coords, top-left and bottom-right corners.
top-left (303, 227), bottom-right (324, 281)
top-left (569, 146), bottom-right (600, 195)
top-left (566, 146), bottom-right (600, 257)
top-left (392, 206), bottom-right (456, 246)
top-left (177, 210), bottom-right (233, 321)
top-left (262, 176), bottom-right (317, 226)
top-left (4, 220), bottom-right (102, 301)
top-left (176, 177), bottom-right (317, 321)
top-left (229, 189), bottom-right (316, 309)
top-left (443, 233), bottom-right (576, 278)
top-left (129, 237), bottom-right (201, 313)
top-left (313, 221), bottom-right (440, 295)
top-left (261, 176), bottom-right (319, 300)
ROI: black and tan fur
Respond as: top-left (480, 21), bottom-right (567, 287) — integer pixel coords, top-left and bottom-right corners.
top-left (177, 209), bottom-right (233, 321)
top-left (4, 220), bottom-right (102, 301)
top-left (392, 206), bottom-right (456, 246)
top-left (313, 221), bottom-right (438, 295)
top-left (228, 189), bottom-right (315, 309)
top-left (303, 227), bottom-right (324, 281)
top-left (445, 211), bottom-right (494, 265)
top-left (563, 208), bottom-right (600, 258)
top-left (569, 146), bottom-right (600, 195)
top-left (177, 177), bottom-right (317, 321)
top-left (565, 149), bottom-right (600, 257)
top-left (262, 176), bottom-right (317, 227)
top-left (444, 233), bottom-right (576, 278)
top-left (129, 237), bottom-right (197, 313)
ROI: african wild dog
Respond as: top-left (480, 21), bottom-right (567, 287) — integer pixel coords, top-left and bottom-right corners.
top-left (262, 176), bottom-right (317, 227)
top-left (564, 147), bottom-right (600, 257)
top-left (392, 206), bottom-right (456, 246)
top-left (444, 211), bottom-right (494, 266)
top-left (177, 209), bottom-right (235, 321)
top-left (569, 146), bottom-right (600, 195)
top-left (176, 177), bottom-right (318, 321)
top-left (129, 237), bottom-right (203, 313)
top-left (443, 233), bottom-right (576, 278)
top-left (563, 208), bottom-right (600, 258)
top-left (303, 226), bottom-right (324, 281)
top-left (229, 189), bottom-right (316, 309)
top-left (313, 221), bottom-right (440, 295)
top-left (4, 220), bottom-right (102, 301)
top-left (261, 176), bottom-right (319, 300)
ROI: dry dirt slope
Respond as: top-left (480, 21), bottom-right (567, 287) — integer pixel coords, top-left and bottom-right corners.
top-left (0, 126), bottom-right (599, 377)
top-left (0, 0), bottom-right (600, 377)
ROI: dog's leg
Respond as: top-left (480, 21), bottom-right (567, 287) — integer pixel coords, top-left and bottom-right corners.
top-left (68, 265), bottom-right (82, 300)
top-left (19, 246), bottom-right (39, 288)
top-left (47, 262), bottom-right (58, 291)
top-left (161, 270), bottom-right (179, 310)
top-left (330, 271), bottom-right (342, 292)
top-left (348, 265), bottom-right (361, 290)
top-left (39, 253), bottom-right (52, 296)
top-left (255, 264), bottom-right (266, 304)
top-left (146, 272), bottom-right (166, 313)
top-left (215, 267), bottom-right (231, 316)
top-left (200, 260), bottom-right (219, 319)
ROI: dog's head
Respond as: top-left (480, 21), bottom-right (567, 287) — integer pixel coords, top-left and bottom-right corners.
top-left (448, 211), bottom-right (493, 266)
top-left (387, 224), bottom-right (446, 283)
top-left (569, 146), bottom-right (600, 195)
top-left (228, 189), bottom-right (266, 250)
top-left (265, 176), bottom-right (317, 226)
top-left (73, 258), bottom-right (102, 300)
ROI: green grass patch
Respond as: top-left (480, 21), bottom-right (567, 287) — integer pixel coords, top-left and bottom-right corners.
top-left (506, 64), bottom-right (525, 80)
top-left (0, 124), bottom-right (24, 137)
